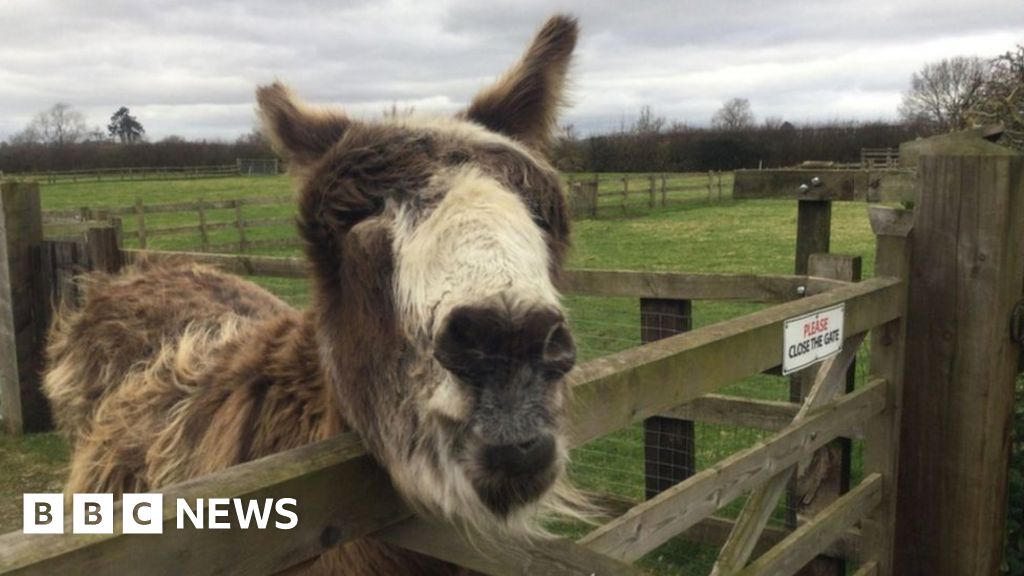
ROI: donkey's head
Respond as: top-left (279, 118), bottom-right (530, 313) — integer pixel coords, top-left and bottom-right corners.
top-left (258, 15), bottom-right (582, 536)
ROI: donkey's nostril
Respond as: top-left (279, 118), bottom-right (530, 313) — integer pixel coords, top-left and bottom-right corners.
top-left (483, 435), bottom-right (556, 477)
top-left (516, 438), bottom-right (538, 452)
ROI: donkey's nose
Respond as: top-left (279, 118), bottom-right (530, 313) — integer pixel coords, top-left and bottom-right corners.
top-left (483, 435), bottom-right (556, 477)
top-left (433, 304), bottom-right (576, 385)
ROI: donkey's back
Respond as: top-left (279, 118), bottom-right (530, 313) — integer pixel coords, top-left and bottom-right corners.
top-left (43, 259), bottom-right (312, 491)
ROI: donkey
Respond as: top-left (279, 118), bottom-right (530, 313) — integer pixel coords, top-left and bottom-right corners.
top-left (43, 14), bottom-right (584, 575)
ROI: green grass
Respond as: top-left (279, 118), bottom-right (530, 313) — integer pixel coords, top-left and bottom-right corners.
top-left (7, 174), bottom-right (881, 573)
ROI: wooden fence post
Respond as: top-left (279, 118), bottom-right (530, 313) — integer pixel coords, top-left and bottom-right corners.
top-left (795, 253), bottom-right (861, 576)
top-left (648, 176), bottom-right (655, 209)
top-left (85, 226), bottom-right (123, 273)
top-left (794, 201), bottom-right (831, 276)
top-left (892, 144), bottom-right (1024, 575)
top-left (134, 197), bottom-right (147, 249)
top-left (660, 176), bottom-right (667, 207)
top-left (197, 198), bottom-right (210, 252)
top-left (234, 200), bottom-right (248, 253)
top-left (641, 298), bottom-right (695, 498)
top-left (0, 182), bottom-right (47, 433)
top-left (861, 205), bottom-right (912, 575)
top-left (707, 171), bottom-right (713, 202)
top-left (787, 198), bottom-right (833, 527)
top-left (621, 177), bottom-right (629, 214)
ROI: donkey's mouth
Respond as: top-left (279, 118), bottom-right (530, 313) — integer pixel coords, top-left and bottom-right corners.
top-left (471, 435), bottom-right (560, 516)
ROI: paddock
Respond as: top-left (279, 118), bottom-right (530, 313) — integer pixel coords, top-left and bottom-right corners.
top-left (0, 131), bottom-right (1020, 575)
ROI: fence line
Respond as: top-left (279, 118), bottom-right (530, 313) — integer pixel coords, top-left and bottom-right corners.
top-left (0, 228), bottom-right (906, 575)
top-left (38, 173), bottom-right (731, 253)
top-left (567, 172), bottom-right (731, 218)
top-left (13, 164), bottom-right (240, 184)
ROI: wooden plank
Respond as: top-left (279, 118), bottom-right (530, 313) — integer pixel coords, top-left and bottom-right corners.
top-left (233, 200), bottom-right (247, 252)
top-left (134, 198), bottom-right (146, 249)
top-left (562, 269), bottom-right (845, 303)
top-left (242, 217), bottom-right (295, 229)
top-left (641, 298), bottom-right (694, 499)
top-left (0, 183), bottom-right (46, 433)
top-left (121, 250), bottom-right (848, 301)
top-left (0, 434), bottom-right (410, 576)
top-left (197, 199), bottom-right (209, 251)
top-left (577, 379), bottom-right (887, 562)
top-left (869, 171), bottom-right (916, 203)
top-left (660, 394), bottom-right (798, 432)
top-left (712, 333), bottom-right (865, 575)
top-left (85, 227), bottom-right (123, 273)
top-left (736, 474), bottom-right (883, 576)
top-left (0, 185), bottom-right (24, 434)
top-left (789, 201), bottom-right (832, 529)
top-left (864, 206), bottom-right (913, 238)
top-left (794, 201), bottom-right (831, 276)
top-left (378, 518), bottom-right (644, 576)
top-left (733, 170), bottom-right (915, 203)
top-left (41, 240), bottom-right (84, 312)
top-left (795, 255), bottom-right (861, 576)
top-left (570, 277), bottom-right (901, 447)
top-left (243, 238), bottom-right (304, 250)
top-left (685, 515), bottom-right (860, 565)
top-left (851, 561), bottom-right (878, 576)
top-left (145, 224), bottom-right (204, 237)
top-left (893, 152), bottom-right (1024, 575)
top-left (590, 494), bottom-right (861, 563)
top-left (861, 205), bottom-right (911, 576)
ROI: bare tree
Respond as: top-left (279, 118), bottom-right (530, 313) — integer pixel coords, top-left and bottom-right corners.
top-left (712, 98), bottom-right (755, 130)
top-left (762, 115), bottom-right (784, 130)
top-left (633, 105), bottom-right (665, 134)
top-left (25, 103), bottom-right (88, 145)
top-left (9, 125), bottom-right (41, 145)
top-left (970, 45), bottom-right (1024, 150)
top-left (899, 56), bottom-right (989, 133)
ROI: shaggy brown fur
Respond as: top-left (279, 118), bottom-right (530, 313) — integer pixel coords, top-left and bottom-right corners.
top-left (44, 15), bottom-right (580, 576)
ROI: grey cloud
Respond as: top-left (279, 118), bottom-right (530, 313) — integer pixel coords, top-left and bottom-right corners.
top-left (1, 0), bottom-right (1021, 141)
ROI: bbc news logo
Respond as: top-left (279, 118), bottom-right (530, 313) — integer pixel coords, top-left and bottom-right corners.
top-left (23, 494), bottom-right (298, 534)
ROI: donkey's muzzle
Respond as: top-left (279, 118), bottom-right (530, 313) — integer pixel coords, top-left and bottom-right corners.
top-left (483, 435), bottom-right (556, 477)
top-left (433, 303), bottom-right (576, 389)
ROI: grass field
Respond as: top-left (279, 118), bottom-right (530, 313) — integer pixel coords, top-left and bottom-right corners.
top-left (5, 174), bottom-right (880, 574)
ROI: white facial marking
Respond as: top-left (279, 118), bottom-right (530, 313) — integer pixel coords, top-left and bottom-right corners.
top-left (392, 166), bottom-right (560, 339)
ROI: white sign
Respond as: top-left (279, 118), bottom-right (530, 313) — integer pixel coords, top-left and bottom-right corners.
top-left (782, 303), bottom-right (845, 375)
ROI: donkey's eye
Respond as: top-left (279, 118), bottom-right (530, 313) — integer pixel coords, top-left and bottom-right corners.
top-left (541, 324), bottom-right (576, 379)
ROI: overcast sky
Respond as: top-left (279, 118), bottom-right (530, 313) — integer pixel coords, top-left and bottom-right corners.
top-left (2, 0), bottom-right (1022, 142)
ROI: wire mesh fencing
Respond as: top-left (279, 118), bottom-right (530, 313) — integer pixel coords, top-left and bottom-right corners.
top-left (245, 279), bottom-right (866, 575)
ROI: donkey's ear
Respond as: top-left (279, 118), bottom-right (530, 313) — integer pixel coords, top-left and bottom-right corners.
top-left (463, 15), bottom-right (577, 151)
top-left (257, 82), bottom-right (350, 165)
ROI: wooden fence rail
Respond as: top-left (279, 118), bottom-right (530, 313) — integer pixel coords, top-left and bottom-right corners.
top-left (0, 240), bottom-right (906, 575)
top-left (3, 129), bottom-right (1017, 575)
top-left (567, 172), bottom-right (729, 218)
top-left (13, 164), bottom-right (240, 184)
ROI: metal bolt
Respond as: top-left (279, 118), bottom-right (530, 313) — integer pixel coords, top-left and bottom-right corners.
top-left (798, 184), bottom-right (810, 193)
top-left (811, 176), bottom-right (822, 187)
top-left (796, 285), bottom-right (807, 296)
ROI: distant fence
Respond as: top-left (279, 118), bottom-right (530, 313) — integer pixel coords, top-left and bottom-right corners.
top-left (860, 148), bottom-right (900, 170)
top-left (38, 173), bottom-right (734, 255)
top-left (42, 195), bottom-right (300, 254)
top-left (9, 158), bottom-right (281, 184)
top-left (566, 172), bottom-right (730, 218)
